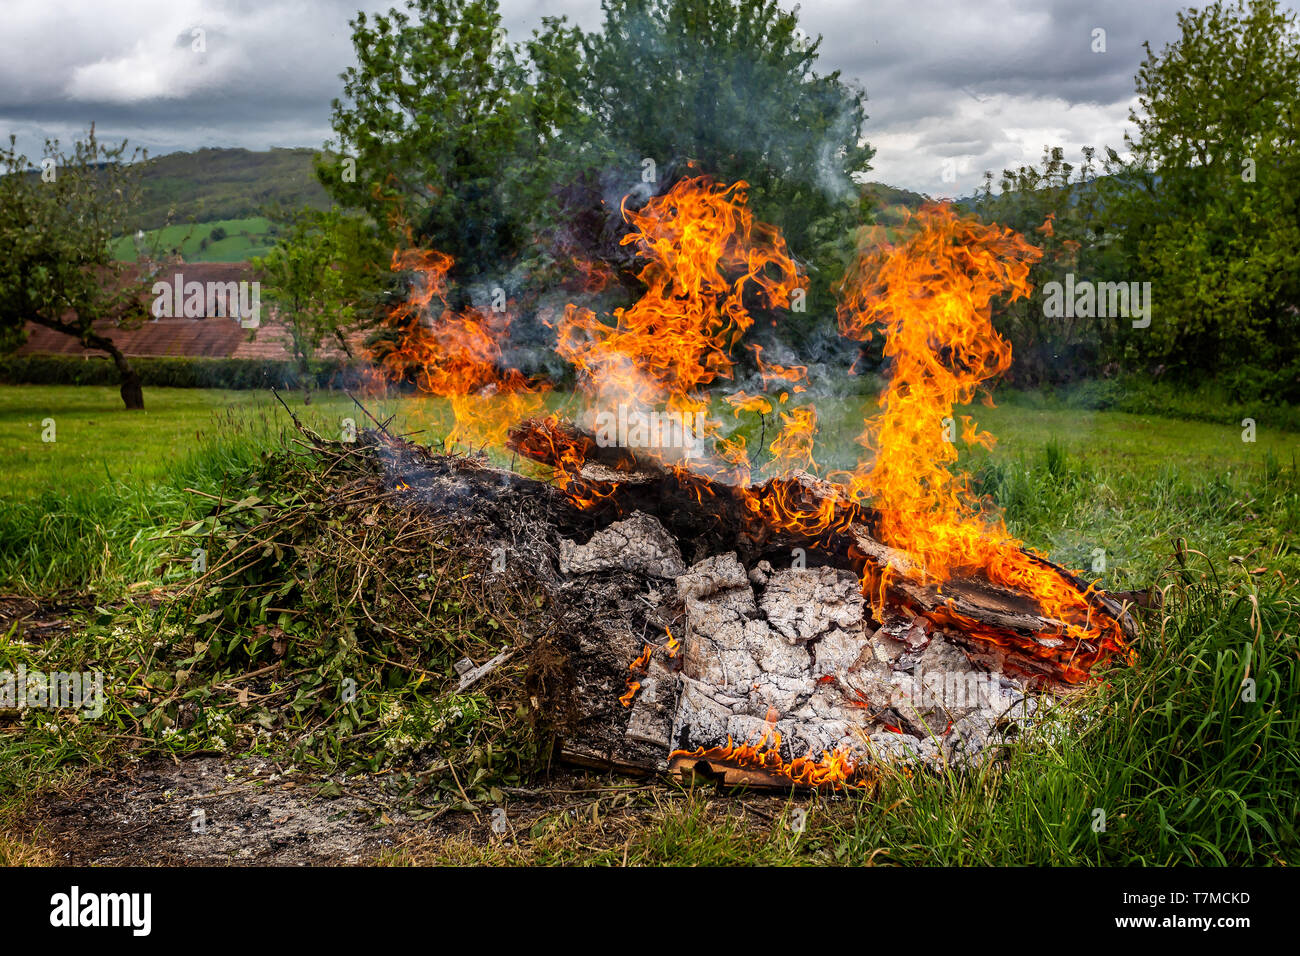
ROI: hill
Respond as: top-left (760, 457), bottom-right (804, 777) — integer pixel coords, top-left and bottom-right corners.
top-left (861, 180), bottom-right (930, 227)
top-left (111, 216), bottom-right (279, 263)
top-left (125, 147), bottom-right (330, 232)
top-left (114, 151), bottom-right (936, 261)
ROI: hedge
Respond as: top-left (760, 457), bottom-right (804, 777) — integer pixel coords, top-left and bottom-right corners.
top-left (0, 353), bottom-right (368, 391)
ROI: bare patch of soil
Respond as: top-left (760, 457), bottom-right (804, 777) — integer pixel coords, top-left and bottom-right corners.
top-left (24, 756), bottom-right (463, 866)
top-left (21, 757), bottom-right (695, 866)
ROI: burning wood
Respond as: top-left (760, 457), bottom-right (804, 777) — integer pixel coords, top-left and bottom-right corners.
top-left (366, 176), bottom-right (1147, 790)
top-left (507, 415), bottom-right (1135, 686)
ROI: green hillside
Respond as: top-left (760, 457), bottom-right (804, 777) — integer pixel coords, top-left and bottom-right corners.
top-left (862, 181), bottom-right (930, 227)
top-left (110, 151), bottom-right (930, 263)
top-left (111, 216), bottom-right (279, 263)
top-left (125, 147), bottom-right (329, 233)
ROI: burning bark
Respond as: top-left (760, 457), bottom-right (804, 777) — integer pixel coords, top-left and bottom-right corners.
top-left (507, 416), bottom-right (1135, 686)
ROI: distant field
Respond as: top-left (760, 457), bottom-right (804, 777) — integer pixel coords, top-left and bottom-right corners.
top-left (110, 216), bottom-right (277, 263)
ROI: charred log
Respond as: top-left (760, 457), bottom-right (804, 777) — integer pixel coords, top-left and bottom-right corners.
top-left (506, 416), bottom-right (1136, 685)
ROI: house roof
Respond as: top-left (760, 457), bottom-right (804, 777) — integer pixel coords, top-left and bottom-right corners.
top-left (17, 316), bottom-right (368, 361)
top-left (15, 261), bottom-right (368, 362)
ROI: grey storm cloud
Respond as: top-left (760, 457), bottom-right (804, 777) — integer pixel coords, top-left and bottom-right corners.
top-left (2, 0), bottom-right (1297, 195)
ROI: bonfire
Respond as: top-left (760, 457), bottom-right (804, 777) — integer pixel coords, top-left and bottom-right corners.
top-left (351, 175), bottom-right (1139, 790)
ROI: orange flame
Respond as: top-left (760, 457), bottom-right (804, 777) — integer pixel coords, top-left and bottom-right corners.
top-left (620, 629), bottom-right (681, 707)
top-left (724, 390), bottom-right (774, 418)
top-left (569, 256), bottom-right (614, 294)
top-left (836, 204), bottom-right (1129, 675)
top-left (381, 181), bottom-right (1129, 691)
top-left (671, 711), bottom-right (868, 790)
top-left (766, 405), bottom-right (819, 476)
top-left (373, 248), bottom-right (546, 449)
top-left (557, 176), bottom-right (803, 477)
top-left (750, 344), bottom-right (808, 393)
top-left (619, 642), bottom-right (654, 707)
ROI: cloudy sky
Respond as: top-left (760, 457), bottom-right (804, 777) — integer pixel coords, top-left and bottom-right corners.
top-left (2, 0), bottom-right (1293, 196)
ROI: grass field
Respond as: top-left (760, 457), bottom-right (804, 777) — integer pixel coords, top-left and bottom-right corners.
top-left (2, 384), bottom-right (1294, 592)
top-left (1, 383), bottom-right (1296, 865)
top-left (109, 216), bottom-right (277, 263)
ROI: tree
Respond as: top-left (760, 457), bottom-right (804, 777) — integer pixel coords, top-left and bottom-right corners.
top-left (1115, 0), bottom-right (1300, 398)
top-left (540, 0), bottom-right (875, 322)
top-left (321, 0), bottom-right (873, 339)
top-left (974, 147), bottom-right (1129, 385)
top-left (253, 209), bottom-right (386, 403)
top-left (318, 0), bottom-right (561, 281)
top-left (0, 127), bottom-right (151, 409)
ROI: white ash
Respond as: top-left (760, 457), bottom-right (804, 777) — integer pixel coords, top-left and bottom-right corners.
top-left (624, 657), bottom-right (678, 749)
top-left (559, 511), bottom-right (687, 578)
top-left (674, 551), bottom-right (750, 601)
top-left (662, 553), bottom-right (1044, 772)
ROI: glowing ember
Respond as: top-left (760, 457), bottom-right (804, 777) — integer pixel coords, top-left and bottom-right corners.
top-left (670, 717), bottom-right (869, 791)
top-left (619, 642), bottom-right (653, 708)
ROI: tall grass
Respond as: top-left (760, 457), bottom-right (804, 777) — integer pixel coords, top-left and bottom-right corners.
top-left (815, 561), bottom-right (1299, 865)
top-left (0, 406), bottom-right (299, 593)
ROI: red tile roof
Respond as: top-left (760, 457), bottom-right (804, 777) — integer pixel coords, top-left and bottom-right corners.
top-left (15, 262), bottom-right (370, 362)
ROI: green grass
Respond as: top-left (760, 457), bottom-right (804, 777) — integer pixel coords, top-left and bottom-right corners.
top-left (1, 386), bottom-right (345, 497)
top-left (0, 387), bottom-right (413, 593)
top-left (110, 216), bottom-right (277, 263)
top-left (1, 382), bottom-right (1297, 865)
top-left (2, 381), bottom-right (1295, 596)
top-left (0, 385), bottom-right (560, 593)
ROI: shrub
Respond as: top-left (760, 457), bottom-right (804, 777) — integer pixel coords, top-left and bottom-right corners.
top-left (0, 353), bottom-right (368, 391)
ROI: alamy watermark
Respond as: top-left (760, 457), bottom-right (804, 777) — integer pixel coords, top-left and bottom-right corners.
top-left (1042, 273), bottom-right (1151, 328)
top-left (150, 272), bottom-right (261, 328)
top-left (593, 405), bottom-right (706, 459)
top-left (50, 886), bottom-right (151, 936)
top-left (897, 666), bottom-right (1004, 711)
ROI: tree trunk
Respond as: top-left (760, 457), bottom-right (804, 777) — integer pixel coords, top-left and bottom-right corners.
top-left (28, 317), bottom-right (145, 410)
top-left (94, 335), bottom-right (144, 410)
top-left (299, 358), bottom-right (313, 406)
top-left (118, 362), bottom-right (145, 410)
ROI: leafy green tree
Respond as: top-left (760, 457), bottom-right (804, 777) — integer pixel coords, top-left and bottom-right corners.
top-left (254, 209), bottom-right (386, 403)
top-left (539, 0), bottom-right (875, 321)
top-left (1115, 0), bottom-right (1300, 398)
top-left (975, 147), bottom-right (1130, 385)
top-left (322, 0), bottom-right (872, 320)
top-left (0, 128), bottom-right (151, 409)
top-left (318, 0), bottom-right (567, 281)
